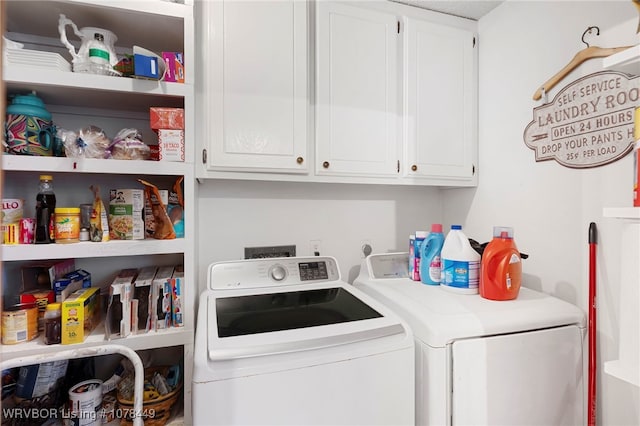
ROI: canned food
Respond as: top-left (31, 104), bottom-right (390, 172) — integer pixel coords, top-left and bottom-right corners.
top-left (2, 304), bottom-right (39, 344)
top-left (55, 207), bottom-right (81, 243)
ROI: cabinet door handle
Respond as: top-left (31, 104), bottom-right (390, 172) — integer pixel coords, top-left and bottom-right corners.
top-left (296, 156), bottom-right (304, 164)
top-left (411, 164), bottom-right (418, 172)
top-left (322, 161), bottom-right (330, 168)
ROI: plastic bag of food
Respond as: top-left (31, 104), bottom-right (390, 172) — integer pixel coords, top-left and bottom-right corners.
top-left (78, 126), bottom-right (112, 159)
top-left (108, 128), bottom-right (151, 160)
top-left (138, 179), bottom-right (175, 240)
top-left (58, 126), bottom-right (111, 158)
top-left (167, 176), bottom-right (184, 238)
top-left (89, 185), bottom-right (110, 242)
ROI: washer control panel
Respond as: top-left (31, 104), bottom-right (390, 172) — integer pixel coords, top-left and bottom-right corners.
top-left (209, 256), bottom-right (341, 289)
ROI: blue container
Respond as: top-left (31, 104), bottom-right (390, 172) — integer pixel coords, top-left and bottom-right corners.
top-left (419, 224), bottom-right (444, 285)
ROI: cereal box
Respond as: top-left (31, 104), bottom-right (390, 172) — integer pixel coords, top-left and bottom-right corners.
top-left (151, 266), bottom-right (175, 331)
top-left (133, 266), bottom-right (157, 334)
top-left (171, 266), bottom-right (184, 328)
top-left (109, 189), bottom-right (144, 240)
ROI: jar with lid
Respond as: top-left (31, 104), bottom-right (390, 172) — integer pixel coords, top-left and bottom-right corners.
top-left (44, 302), bottom-right (61, 345)
top-left (54, 207), bottom-right (80, 243)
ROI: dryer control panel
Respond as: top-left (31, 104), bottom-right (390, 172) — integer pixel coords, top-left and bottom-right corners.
top-left (208, 256), bottom-right (341, 290)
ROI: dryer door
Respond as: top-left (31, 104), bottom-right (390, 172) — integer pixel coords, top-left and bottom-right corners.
top-left (451, 324), bottom-right (584, 426)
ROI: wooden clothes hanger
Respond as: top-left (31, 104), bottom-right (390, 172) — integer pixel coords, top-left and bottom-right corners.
top-left (533, 26), bottom-right (633, 101)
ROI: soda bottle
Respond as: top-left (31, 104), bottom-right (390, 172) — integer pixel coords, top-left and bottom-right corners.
top-left (35, 175), bottom-right (56, 244)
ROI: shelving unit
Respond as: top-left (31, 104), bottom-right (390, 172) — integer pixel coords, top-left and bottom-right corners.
top-left (1, 1), bottom-right (195, 423)
top-left (600, 41), bottom-right (639, 387)
top-left (601, 207), bottom-right (640, 387)
top-left (602, 44), bottom-right (640, 75)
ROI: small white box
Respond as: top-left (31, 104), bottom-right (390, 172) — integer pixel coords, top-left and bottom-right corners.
top-left (157, 129), bottom-right (185, 162)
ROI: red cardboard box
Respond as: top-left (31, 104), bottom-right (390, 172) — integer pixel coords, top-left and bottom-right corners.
top-left (150, 107), bottom-right (184, 130)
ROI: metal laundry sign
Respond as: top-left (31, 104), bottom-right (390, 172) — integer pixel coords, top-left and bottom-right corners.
top-left (524, 71), bottom-right (639, 168)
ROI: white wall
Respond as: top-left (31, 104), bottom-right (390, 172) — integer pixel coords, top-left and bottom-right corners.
top-left (443, 0), bottom-right (639, 424)
top-left (197, 180), bottom-right (443, 284)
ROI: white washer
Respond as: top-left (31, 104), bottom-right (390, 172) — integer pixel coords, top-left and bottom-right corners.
top-left (193, 256), bottom-right (415, 425)
top-left (353, 253), bottom-right (586, 426)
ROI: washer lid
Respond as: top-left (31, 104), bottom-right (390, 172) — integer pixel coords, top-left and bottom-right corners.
top-left (354, 253), bottom-right (586, 347)
top-left (205, 283), bottom-right (408, 361)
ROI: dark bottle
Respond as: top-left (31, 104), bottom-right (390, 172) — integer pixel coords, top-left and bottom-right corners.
top-left (35, 174), bottom-right (56, 244)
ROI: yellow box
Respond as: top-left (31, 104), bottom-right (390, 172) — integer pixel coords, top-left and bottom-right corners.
top-left (62, 287), bottom-right (101, 344)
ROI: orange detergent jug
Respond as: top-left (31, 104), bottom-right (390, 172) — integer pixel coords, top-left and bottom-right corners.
top-left (480, 227), bottom-right (522, 300)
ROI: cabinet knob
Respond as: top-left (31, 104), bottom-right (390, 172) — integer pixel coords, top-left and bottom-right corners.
top-left (411, 164), bottom-right (418, 172)
top-left (296, 156), bottom-right (304, 164)
top-left (323, 161), bottom-right (330, 168)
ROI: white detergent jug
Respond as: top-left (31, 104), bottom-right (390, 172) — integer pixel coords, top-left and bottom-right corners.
top-left (440, 225), bottom-right (481, 294)
top-left (58, 14), bottom-right (119, 75)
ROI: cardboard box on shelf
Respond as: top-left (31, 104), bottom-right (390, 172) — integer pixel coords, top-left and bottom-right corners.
top-left (61, 287), bottom-right (101, 345)
top-left (53, 269), bottom-right (92, 302)
top-left (106, 269), bottom-right (138, 340)
top-left (20, 259), bottom-right (76, 292)
top-left (156, 129), bottom-right (185, 162)
top-left (151, 266), bottom-right (175, 331)
top-left (170, 266), bottom-right (184, 328)
top-left (134, 53), bottom-right (159, 80)
top-left (150, 107), bottom-right (184, 130)
top-left (161, 52), bottom-right (184, 83)
top-left (109, 189), bottom-right (144, 240)
top-left (133, 266), bottom-right (157, 334)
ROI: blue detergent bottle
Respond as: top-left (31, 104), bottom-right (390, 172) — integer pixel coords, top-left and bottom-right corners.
top-left (419, 224), bottom-right (445, 285)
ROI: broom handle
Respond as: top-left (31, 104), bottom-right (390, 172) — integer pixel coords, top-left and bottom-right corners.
top-left (588, 222), bottom-right (597, 426)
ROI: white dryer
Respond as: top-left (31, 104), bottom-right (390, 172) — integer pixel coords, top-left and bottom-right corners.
top-left (193, 256), bottom-right (415, 425)
top-left (353, 253), bottom-right (586, 426)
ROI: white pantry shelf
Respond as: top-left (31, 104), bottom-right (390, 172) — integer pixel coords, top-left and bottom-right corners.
top-left (602, 207), bottom-right (640, 219)
top-left (602, 206), bottom-right (640, 388)
top-left (0, 324), bottom-right (193, 360)
top-left (4, 66), bottom-right (189, 111)
top-left (2, 155), bottom-right (190, 176)
top-left (1, 239), bottom-right (187, 261)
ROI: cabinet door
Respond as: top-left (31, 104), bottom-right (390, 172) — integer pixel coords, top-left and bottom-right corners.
top-left (403, 17), bottom-right (477, 180)
top-left (316, 2), bottom-right (400, 177)
top-left (202, 0), bottom-right (308, 173)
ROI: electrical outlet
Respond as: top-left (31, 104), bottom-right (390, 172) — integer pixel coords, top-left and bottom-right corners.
top-left (244, 245), bottom-right (296, 259)
top-left (310, 240), bottom-right (322, 256)
top-left (360, 240), bottom-right (372, 258)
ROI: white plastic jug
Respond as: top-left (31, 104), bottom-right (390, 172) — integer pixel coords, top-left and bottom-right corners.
top-left (440, 225), bottom-right (480, 294)
top-left (58, 14), bottom-right (118, 74)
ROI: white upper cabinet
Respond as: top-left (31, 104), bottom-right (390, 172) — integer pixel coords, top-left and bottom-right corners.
top-left (403, 16), bottom-right (477, 182)
top-left (197, 0), bottom-right (308, 174)
top-left (196, 0), bottom-right (477, 186)
top-left (315, 1), bottom-right (400, 177)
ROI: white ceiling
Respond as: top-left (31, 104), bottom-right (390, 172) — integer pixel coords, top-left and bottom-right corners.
top-left (391, 0), bottom-right (503, 20)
